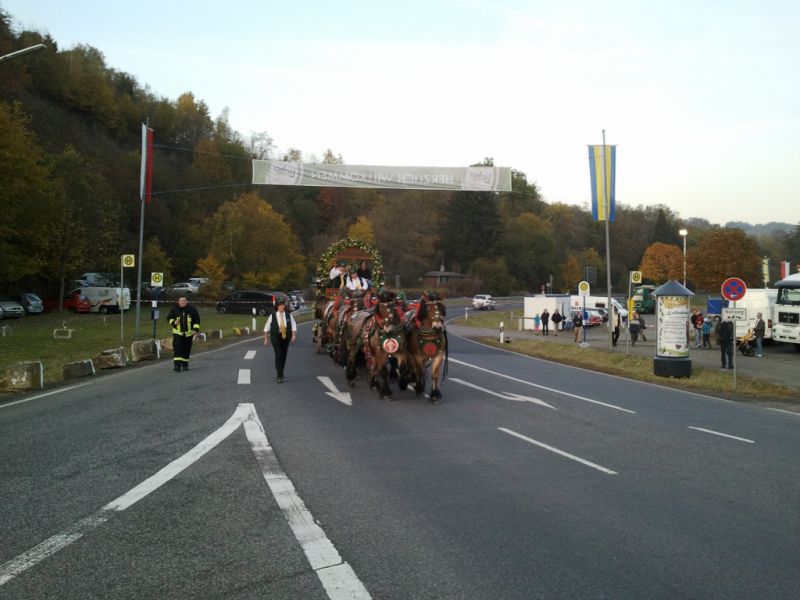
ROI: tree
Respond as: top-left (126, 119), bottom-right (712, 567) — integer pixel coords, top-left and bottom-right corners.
top-left (347, 216), bottom-right (375, 244)
top-left (639, 242), bottom-right (683, 283)
top-left (0, 103), bottom-right (51, 283)
top-left (207, 192), bottom-right (305, 289)
top-left (558, 255), bottom-right (583, 293)
top-left (469, 257), bottom-right (514, 296)
top-left (440, 191), bottom-right (502, 271)
top-left (687, 228), bottom-right (761, 291)
top-left (497, 212), bottom-right (555, 291)
top-left (195, 255), bottom-right (226, 299)
top-left (143, 237), bottom-right (173, 284)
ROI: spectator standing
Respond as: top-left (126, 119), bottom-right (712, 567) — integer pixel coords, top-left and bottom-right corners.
top-left (611, 306), bottom-right (620, 347)
top-left (718, 318), bottom-right (735, 369)
top-left (690, 308), bottom-right (704, 348)
top-left (541, 309), bottom-right (550, 336)
top-left (551, 309), bottom-right (563, 336)
top-left (702, 318), bottom-right (713, 348)
top-left (167, 296), bottom-right (201, 372)
top-left (629, 311), bottom-right (642, 346)
top-left (753, 312), bottom-right (766, 357)
top-left (572, 311), bottom-right (583, 342)
top-left (264, 298), bottom-right (297, 383)
top-left (533, 313), bottom-right (541, 335)
top-left (639, 313), bottom-right (648, 342)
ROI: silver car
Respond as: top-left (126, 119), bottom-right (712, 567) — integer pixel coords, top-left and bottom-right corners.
top-left (13, 293), bottom-right (44, 314)
top-left (0, 298), bottom-right (25, 319)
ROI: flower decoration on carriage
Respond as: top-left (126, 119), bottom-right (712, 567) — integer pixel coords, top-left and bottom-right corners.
top-left (315, 237), bottom-right (385, 292)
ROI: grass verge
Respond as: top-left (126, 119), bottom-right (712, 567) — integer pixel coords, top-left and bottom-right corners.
top-left (454, 312), bottom-right (797, 402)
top-left (0, 308), bottom-right (312, 387)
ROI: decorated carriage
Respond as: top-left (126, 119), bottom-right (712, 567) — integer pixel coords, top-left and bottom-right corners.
top-left (312, 237), bottom-right (448, 402)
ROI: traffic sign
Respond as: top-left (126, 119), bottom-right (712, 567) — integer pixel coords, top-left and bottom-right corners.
top-left (121, 254), bottom-right (135, 268)
top-left (578, 280), bottom-right (591, 297)
top-left (630, 271), bottom-right (642, 284)
top-left (151, 272), bottom-right (164, 288)
top-left (722, 308), bottom-right (746, 320)
top-left (721, 277), bottom-right (747, 301)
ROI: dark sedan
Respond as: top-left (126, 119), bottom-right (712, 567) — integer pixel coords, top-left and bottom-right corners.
top-left (215, 290), bottom-right (286, 316)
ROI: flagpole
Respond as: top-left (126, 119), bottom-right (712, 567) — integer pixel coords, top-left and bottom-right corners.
top-left (134, 120), bottom-right (148, 338)
top-left (602, 129), bottom-right (613, 351)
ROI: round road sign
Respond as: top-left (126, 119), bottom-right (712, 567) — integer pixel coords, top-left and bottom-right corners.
top-left (630, 271), bottom-right (642, 284)
top-left (721, 277), bottom-right (747, 301)
top-left (578, 280), bottom-right (591, 296)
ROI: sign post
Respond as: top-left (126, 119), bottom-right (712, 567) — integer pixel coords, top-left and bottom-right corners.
top-left (578, 280), bottom-right (590, 345)
top-left (120, 255), bottom-right (135, 345)
top-left (721, 278), bottom-right (748, 391)
top-left (150, 272), bottom-right (163, 339)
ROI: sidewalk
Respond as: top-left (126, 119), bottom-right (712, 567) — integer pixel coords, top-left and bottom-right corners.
top-left (448, 320), bottom-right (800, 395)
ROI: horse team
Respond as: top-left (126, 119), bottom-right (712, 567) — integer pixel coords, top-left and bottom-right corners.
top-left (314, 290), bottom-right (448, 402)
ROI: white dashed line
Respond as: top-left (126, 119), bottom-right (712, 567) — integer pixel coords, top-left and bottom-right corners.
top-left (688, 426), bottom-right (754, 444)
top-left (237, 369), bottom-right (251, 384)
top-left (244, 350), bottom-right (257, 360)
top-left (498, 427), bottom-right (618, 475)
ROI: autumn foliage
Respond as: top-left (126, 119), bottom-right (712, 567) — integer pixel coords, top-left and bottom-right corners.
top-left (639, 243), bottom-right (683, 283)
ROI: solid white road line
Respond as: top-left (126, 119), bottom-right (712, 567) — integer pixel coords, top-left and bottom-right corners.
top-left (688, 426), bottom-right (755, 444)
top-left (498, 427), bottom-right (618, 475)
top-left (450, 378), bottom-right (555, 410)
top-left (242, 404), bottom-right (371, 599)
top-left (766, 408), bottom-right (800, 417)
top-left (0, 404), bottom-right (371, 599)
top-left (0, 382), bottom-right (95, 410)
top-left (238, 369), bottom-right (251, 385)
top-left (450, 357), bottom-right (635, 414)
top-left (0, 405), bottom-right (249, 586)
top-left (244, 350), bottom-right (257, 360)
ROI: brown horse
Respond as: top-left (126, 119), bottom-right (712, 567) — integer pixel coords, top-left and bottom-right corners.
top-left (406, 294), bottom-right (448, 402)
top-left (361, 291), bottom-right (411, 399)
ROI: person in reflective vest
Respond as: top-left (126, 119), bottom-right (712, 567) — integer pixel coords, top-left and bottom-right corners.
top-left (263, 298), bottom-right (297, 383)
top-left (167, 295), bottom-right (201, 371)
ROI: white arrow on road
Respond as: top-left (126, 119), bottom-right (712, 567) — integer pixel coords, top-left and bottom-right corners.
top-left (317, 376), bottom-right (353, 406)
top-left (450, 377), bottom-right (556, 410)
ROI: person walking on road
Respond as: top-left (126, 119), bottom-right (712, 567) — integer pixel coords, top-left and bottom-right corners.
top-left (572, 311), bottom-right (583, 342)
top-left (264, 298), bottom-right (297, 383)
top-left (167, 295), bottom-right (201, 372)
top-left (718, 318), bottom-right (735, 369)
top-left (541, 308), bottom-right (550, 336)
top-left (629, 311), bottom-right (642, 346)
top-left (551, 309), bottom-right (563, 336)
top-left (754, 312), bottom-right (766, 357)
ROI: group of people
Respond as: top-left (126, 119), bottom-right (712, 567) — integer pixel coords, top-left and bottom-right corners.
top-left (532, 308), bottom-right (563, 336)
top-left (328, 259), bottom-right (372, 291)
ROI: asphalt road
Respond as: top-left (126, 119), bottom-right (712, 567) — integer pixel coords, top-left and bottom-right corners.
top-left (1, 321), bottom-right (799, 599)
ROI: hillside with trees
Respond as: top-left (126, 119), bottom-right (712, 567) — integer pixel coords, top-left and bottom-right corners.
top-left (1, 8), bottom-right (798, 301)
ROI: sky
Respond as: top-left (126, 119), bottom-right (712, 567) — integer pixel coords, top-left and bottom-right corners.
top-left (3, 0), bottom-right (799, 226)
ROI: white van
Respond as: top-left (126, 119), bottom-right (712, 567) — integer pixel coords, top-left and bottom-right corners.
top-left (569, 295), bottom-right (628, 319)
top-left (82, 286), bottom-right (132, 314)
top-left (728, 288), bottom-right (777, 339)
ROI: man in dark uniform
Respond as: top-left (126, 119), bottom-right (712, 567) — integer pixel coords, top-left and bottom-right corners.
top-left (167, 295), bottom-right (201, 371)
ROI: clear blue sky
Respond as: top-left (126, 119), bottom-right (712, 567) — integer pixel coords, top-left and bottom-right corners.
top-left (3, 0), bottom-right (799, 225)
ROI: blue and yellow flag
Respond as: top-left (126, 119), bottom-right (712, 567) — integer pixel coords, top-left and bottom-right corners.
top-left (588, 145), bottom-right (616, 221)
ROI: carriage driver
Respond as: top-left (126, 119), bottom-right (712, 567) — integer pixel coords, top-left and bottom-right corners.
top-left (328, 260), bottom-right (346, 288)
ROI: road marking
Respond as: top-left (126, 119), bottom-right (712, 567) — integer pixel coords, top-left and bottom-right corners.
top-left (450, 378), bottom-right (555, 410)
top-left (244, 350), bottom-right (257, 360)
top-left (0, 404), bottom-right (248, 586)
top-left (317, 376), bottom-right (352, 406)
top-left (243, 405), bottom-right (369, 599)
top-left (0, 404), bottom-right (370, 599)
top-left (688, 426), bottom-right (755, 444)
top-left (0, 382), bottom-right (95, 410)
top-left (499, 427), bottom-right (618, 475)
top-left (449, 357), bottom-right (635, 414)
top-left (766, 408), bottom-right (800, 417)
top-left (238, 369), bottom-right (251, 384)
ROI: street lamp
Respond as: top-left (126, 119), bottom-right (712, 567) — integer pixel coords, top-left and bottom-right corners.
top-left (0, 44), bottom-right (47, 64)
top-left (679, 228), bottom-right (688, 287)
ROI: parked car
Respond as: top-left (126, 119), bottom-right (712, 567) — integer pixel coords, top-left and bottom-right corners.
top-left (169, 282), bottom-right (200, 295)
top-left (472, 294), bottom-right (497, 310)
top-left (584, 309), bottom-right (605, 327)
top-left (11, 293), bottom-right (44, 314)
top-left (216, 290), bottom-right (287, 316)
top-left (0, 298), bottom-right (26, 319)
top-left (62, 289), bottom-right (92, 313)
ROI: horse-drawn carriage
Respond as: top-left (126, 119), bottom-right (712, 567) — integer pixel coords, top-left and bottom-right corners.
top-left (312, 238), bottom-right (448, 402)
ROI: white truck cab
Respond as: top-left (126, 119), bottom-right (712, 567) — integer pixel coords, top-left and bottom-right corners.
top-left (772, 272), bottom-right (800, 350)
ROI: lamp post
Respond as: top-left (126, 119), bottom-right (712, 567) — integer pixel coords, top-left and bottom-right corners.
top-left (0, 44), bottom-right (47, 63)
top-left (679, 228), bottom-right (688, 287)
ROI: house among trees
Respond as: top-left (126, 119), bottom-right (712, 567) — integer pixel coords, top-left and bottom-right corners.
top-left (422, 262), bottom-right (466, 291)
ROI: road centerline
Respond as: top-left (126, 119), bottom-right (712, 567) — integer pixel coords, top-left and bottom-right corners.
top-left (244, 350), bottom-right (257, 360)
top-left (237, 369), bottom-right (251, 384)
top-left (688, 426), bottom-right (755, 444)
